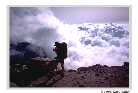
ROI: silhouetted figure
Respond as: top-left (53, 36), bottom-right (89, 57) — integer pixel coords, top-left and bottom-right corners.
top-left (53, 42), bottom-right (67, 73)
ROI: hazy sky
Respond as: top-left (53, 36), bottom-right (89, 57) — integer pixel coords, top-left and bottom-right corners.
top-left (50, 7), bottom-right (129, 24)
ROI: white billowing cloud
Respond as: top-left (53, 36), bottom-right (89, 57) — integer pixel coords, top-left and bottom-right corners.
top-left (10, 7), bottom-right (129, 70)
top-left (10, 7), bottom-right (64, 58)
top-left (57, 23), bottom-right (129, 70)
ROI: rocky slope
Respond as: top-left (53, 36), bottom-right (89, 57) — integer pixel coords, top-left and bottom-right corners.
top-left (52, 62), bottom-right (129, 87)
top-left (10, 61), bottom-right (129, 87)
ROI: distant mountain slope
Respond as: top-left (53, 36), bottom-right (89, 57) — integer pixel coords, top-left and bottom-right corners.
top-left (10, 41), bottom-right (47, 64)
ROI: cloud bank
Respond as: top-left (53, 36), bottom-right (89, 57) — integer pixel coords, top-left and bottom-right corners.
top-left (10, 7), bottom-right (129, 70)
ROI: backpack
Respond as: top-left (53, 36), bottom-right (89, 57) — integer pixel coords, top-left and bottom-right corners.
top-left (61, 42), bottom-right (67, 59)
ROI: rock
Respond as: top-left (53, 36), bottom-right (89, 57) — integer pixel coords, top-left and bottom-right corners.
top-left (68, 70), bottom-right (76, 72)
top-left (77, 67), bottom-right (88, 72)
top-left (52, 62), bottom-right (129, 87)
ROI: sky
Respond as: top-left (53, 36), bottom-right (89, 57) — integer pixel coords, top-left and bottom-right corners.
top-left (50, 7), bottom-right (129, 24)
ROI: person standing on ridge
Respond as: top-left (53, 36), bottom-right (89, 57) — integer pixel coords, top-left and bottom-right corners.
top-left (53, 42), bottom-right (67, 73)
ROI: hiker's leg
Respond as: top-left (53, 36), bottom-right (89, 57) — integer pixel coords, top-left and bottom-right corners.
top-left (61, 60), bottom-right (64, 71)
top-left (60, 60), bottom-right (64, 77)
top-left (52, 59), bottom-right (58, 71)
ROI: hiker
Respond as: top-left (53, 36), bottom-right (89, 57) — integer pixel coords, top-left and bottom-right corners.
top-left (53, 42), bottom-right (67, 72)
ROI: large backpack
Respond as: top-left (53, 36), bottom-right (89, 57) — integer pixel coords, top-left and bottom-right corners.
top-left (55, 42), bottom-right (67, 59)
top-left (61, 42), bottom-right (67, 59)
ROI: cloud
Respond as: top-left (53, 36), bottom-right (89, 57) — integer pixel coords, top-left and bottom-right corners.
top-left (59, 23), bottom-right (129, 70)
top-left (10, 7), bottom-right (129, 70)
top-left (10, 7), bottom-right (64, 58)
